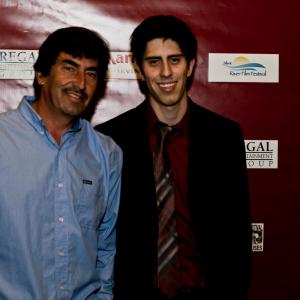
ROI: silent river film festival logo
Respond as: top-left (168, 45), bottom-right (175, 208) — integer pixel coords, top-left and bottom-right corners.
top-left (224, 56), bottom-right (266, 77)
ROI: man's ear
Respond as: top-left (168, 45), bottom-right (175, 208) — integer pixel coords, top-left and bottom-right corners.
top-left (35, 71), bottom-right (47, 86)
top-left (132, 61), bottom-right (145, 81)
top-left (187, 58), bottom-right (196, 77)
top-left (138, 66), bottom-right (145, 81)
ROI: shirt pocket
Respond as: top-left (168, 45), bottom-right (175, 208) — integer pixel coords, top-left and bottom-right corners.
top-left (75, 178), bottom-right (104, 231)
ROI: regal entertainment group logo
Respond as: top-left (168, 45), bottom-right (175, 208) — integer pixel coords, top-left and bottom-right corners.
top-left (245, 140), bottom-right (278, 169)
top-left (0, 49), bottom-right (38, 79)
top-left (252, 223), bottom-right (264, 252)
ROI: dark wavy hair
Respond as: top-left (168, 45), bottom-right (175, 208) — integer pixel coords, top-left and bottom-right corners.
top-left (33, 26), bottom-right (110, 100)
top-left (130, 15), bottom-right (197, 71)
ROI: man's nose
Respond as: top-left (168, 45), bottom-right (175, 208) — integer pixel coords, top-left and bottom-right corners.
top-left (73, 71), bottom-right (86, 90)
top-left (160, 61), bottom-right (172, 77)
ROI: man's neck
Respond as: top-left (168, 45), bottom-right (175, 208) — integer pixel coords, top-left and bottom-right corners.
top-left (150, 98), bottom-right (188, 126)
top-left (32, 100), bottom-right (74, 145)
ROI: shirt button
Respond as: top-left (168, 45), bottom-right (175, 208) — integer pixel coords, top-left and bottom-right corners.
top-left (59, 285), bottom-right (65, 290)
top-left (58, 251), bottom-right (65, 256)
top-left (58, 182), bottom-right (64, 188)
top-left (58, 217), bottom-right (64, 223)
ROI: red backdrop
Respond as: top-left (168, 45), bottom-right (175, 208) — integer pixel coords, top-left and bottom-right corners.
top-left (1, 1), bottom-right (299, 299)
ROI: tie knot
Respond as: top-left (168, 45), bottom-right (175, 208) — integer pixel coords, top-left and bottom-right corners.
top-left (156, 123), bottom-right (179, 146)
top-left (159, 126), bottom-right (173, 143)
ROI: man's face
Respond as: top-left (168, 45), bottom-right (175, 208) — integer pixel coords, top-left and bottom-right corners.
top-left (141, 38), bottom-right (195, 108)
top-left (36, 52), bottom-right (99, 119)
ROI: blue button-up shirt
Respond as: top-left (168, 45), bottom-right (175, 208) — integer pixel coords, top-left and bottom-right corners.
top-left (0, 96), bottom-right (122, 300)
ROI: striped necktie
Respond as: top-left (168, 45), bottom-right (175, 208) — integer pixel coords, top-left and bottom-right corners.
top-left (153, 125), bottom-right (179, 298)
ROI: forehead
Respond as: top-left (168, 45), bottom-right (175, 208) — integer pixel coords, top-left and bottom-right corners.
top-left (55, 51), bottom-right (99, 67)
top-left (143, 38), bottom-right (183, 58)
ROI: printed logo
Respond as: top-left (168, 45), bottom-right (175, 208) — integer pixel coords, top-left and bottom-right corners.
top-left (224, 56), bottom-right (266, 77)
top-left (107, 51), bottom-right (141, 80)
top-left (0, 49), bottom-right (38, 79)
top-left (208, 53), bottom-right (279, 83)
top-left (0, 49), bottom-right (140, 81)
top-left (82, 179), bottom-right (93, 185)
top-left (245, 140), bottom-right (278, 169)
top-left (252, 223), bottom-right (264, 252)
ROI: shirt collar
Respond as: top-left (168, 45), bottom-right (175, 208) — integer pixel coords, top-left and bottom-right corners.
top-left (147, 101), bottom-right (189, 136)
top-left (18, 96), bottom-right (82, 133)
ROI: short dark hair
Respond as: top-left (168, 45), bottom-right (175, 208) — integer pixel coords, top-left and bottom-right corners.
top-left (33, 26), bottom-right (110, 99)
top-left (130, 15), bottom-right (197, 70)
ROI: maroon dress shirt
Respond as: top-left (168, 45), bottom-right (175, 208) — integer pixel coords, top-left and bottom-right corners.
top-left (148, 104), bottom-right (204, 291)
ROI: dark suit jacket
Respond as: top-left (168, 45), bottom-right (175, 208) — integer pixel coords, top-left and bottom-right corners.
top-left (95, 99), bottom-right (252, 300)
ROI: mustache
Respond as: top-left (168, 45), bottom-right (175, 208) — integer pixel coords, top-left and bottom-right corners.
top-left (63, 87), bottom-right (88, 100)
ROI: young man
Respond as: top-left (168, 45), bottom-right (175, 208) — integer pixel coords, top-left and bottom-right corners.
top-left (96, 15), bottom-right (251, 300)
top-left (0, 27), bottom-right (122, 300)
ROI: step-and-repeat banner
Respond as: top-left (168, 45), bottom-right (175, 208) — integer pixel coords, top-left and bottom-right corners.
top-left (1, 1), bottom-right (299, 299)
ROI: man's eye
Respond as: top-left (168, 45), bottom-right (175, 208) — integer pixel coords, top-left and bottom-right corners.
top-left (86, 71), bottom-right (97, 80)
top-left (64, 65), bottom-right (76, 72)
top-left (148, 59), bottom-right (160, 66)
top-left (170, 57), bottom-right (180, 64)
